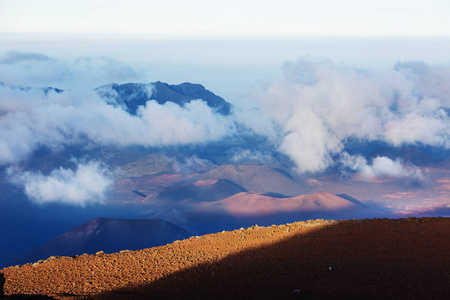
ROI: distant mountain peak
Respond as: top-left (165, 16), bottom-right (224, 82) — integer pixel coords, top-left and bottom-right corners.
top-left (0, 82), bottom-right (64, 95)
top-left (13, 218), bottom-right (192, 266)
top-left (96, 81), bottom-right (231, 115)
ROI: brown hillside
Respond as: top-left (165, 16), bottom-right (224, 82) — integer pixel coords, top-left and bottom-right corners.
top-left (211, 191), bottom-right (359, 216)
top-left (2, 217), bottom-right (449, 299)
top-left (186, 164), bottom-right (307, 195)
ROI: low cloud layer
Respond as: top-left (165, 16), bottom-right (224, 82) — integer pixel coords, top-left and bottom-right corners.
top-left (0, 51), bottom-right (143, 89)
top-left (340, 153), bottom-right (425, 182)
top-left (0, 51), bottom-right (238, 205)
top-left (172, 155), bottom-right (216, 174)
top-left (7, 161), bottom-right (113, 206)
top-left (248, 59), bottom-right (450, 172)
top-left (0, 51), bottom-right (51, 64)
top-left (229, 148), bottom-right (275, 165)
top-left (0, 87), bottom-right (235, 165)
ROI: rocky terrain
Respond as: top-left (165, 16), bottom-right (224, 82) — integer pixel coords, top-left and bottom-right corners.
top-left (2, 217), bottom-right (449, 299)
top-left (12, 218), bottom-right (192, 267)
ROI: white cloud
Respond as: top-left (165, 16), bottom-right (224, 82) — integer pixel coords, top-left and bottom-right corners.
top-left (340, 153), bottom-right (425, 182)
top-left (385, 113), bottom-right (449, 147)
top-left (232, 106), bottom-right (278, 140)
top-left (362, 156), bottom-right (424, 181)
top-left (0, 51), bottom-right (51, 64)
top-left (7, 161), bottom-right (114, 206)
top-left (394, 61), bottom-right (450, 106)
top-left (247, 59), bottom-right (450, 173)
top-left (0, 52), bottom-right (236, 167)
top-left (0, 86), bottom-right (236, 165)
top-left (229, 148), bottom-right (274, 165)
top-left (0, 51), bottom-right (143, 89)
top-left (1, 53), bottom-right (450, 177)
top-left (172, 155), bottom-right (216, 174)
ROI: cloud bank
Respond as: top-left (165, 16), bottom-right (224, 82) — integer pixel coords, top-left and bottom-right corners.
top-left (229, 148), bottom-right (275, 165)
top-left (0, 51), bottom-right (237, 205)
top-left (0, 51), bottom-right (143, 89)
top-left (248, 59), bottom-right (450, 172)
top-left (0, 87), bottom-right (235, 165)
top-left (340, 153), bottom-right (425, 182)
top-left (7, 161), bottom-right (113, 206)
top-left (1, 51), bottom-right (449, 182)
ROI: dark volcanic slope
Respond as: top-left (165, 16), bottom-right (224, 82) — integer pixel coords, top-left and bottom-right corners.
top-left (151, 178), bottom-right (247, 205)
top-left (96, 81), bottom-right (231, 115)
top-left (2, 217), bottom-right (449, 300)
top-left (13, 218), bottom-right (191, 266)
top-left (187, 164), bottom-right (307, 195)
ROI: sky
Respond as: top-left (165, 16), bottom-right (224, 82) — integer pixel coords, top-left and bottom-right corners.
top-left (2, 0), bottom-right (450, 101)
top-left (1, 0), bottom-right (450, 36)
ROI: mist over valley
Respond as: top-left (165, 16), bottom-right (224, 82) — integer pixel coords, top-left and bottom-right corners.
top-left (1, 57), bottom-right (449, 268)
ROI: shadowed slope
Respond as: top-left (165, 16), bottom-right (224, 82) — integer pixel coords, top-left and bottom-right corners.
top-left (95, 217), bottom-right (450, 300)
top-left (151, 178), bottom-right (247, 205)
top-left (186, 164), bottom-right (307, 195)
top-left (2, 217), bottom-right (449, 299)
top-left (13, 218), bottom-right (191, 266)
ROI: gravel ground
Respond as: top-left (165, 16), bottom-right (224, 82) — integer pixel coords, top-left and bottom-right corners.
top-left (2, 217), bottom-right (449, 299)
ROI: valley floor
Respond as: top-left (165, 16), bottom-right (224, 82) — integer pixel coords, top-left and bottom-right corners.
top-left (2, 217), bottom-right (449, 299)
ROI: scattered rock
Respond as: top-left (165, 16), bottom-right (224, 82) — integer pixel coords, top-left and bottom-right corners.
top-left (1, 217), bottom-right (448, 299)
top-left (45, 256), bottom-right (58, 262)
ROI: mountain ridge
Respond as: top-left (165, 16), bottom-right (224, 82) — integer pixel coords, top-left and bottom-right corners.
top-left (12, 218), bottom-right (192, 267)
top-left (95, 81), bottom-right (231, 115)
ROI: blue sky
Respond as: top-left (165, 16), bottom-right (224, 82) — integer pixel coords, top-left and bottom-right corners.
top-left (2, 0), bottom-right (450, 36)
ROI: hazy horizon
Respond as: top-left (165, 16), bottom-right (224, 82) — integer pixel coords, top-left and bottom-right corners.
top-left (2, 33), bottom-right (450, 105)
